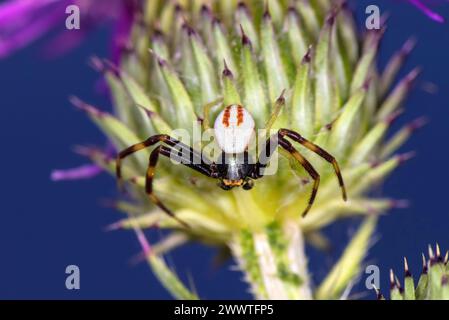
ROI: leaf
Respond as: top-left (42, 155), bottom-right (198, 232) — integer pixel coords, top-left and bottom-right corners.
top-left (156, 56), bottom-right (197, 128)
top-left (300, 197), bottom-right (389, 232)
top-left (329, 86), bottom-right (367, 157)
top-left (295, 0), bottom-right (320, 37)
top-left (316, 216), bottom-right (377, 299)
top-left (404, 258), bottom-right (416, 300)
top-left (236, 3), bottom-right (259, 50)
top-left (291, 49), bottom-right (314, 138)
top-left (148, 254), bottom-right (199, 300)
top-left (380, 38), bottom-right (416, 97)
top-left (212, 21), bottom-right (238, 77)
top-left (350, 154), bottom-right (410, 195)
top-left (313, 14), bottom-right (334, 127)
top-left (415, 271), bottom-right (429, 300)
top-left (348, 114), bottom-right (392, 165)
top-left (377, 68), bottom-right (420, 121)
top-left (222, 62), bottom-right (241, 106)
top-left (350, 30), bottom-right (381, 94)
top-left (337, 7), bottom-right (358, 67)
top-left (240, 28), bottom-right (268, 123)
top-left (261, 13), bottom-right (289, 104)
top-left (188, 27), bottom-right (219, 105)
top-left (121, 72), bottom-right (172, 134)
top-left (286, 8), bottom-right (308, 67)
top-left (70, 97), bottom-right (145, 162)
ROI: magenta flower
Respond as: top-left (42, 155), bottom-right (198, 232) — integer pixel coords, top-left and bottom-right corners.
top-left (407, 0), bottom-right (447, 22)
top-left (0, 0), bottom-right (136, 59)
top-left (50, 164), bottom-right (103, 181)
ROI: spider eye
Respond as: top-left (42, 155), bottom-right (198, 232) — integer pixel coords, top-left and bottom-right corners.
top-left (242, 180), bottom-right (254, 190)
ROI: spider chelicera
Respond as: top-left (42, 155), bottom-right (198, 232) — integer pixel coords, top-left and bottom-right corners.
top-left (116, 104), bottom-right (347, 227)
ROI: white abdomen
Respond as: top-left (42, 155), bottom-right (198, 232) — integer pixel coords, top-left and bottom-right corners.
top-left (214, 104), bottom-right (255, 154)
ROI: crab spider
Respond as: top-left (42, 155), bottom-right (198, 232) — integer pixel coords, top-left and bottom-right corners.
top-left (116, 104), bottom-right (347, 227)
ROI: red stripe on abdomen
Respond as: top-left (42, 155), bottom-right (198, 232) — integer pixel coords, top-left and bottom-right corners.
top-left (237, 105), bottom-right (244, 126)
top-left (222, 106), bottom-right (231, 127)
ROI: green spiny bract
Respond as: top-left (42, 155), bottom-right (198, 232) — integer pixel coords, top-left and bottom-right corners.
top-left (379, 245), bottom-right (449, 300)
top-left (78, 0), bottom-right (422, 299)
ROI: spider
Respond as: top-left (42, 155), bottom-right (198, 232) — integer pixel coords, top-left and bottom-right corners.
top-left (116, 104), bottom-right (347, 227)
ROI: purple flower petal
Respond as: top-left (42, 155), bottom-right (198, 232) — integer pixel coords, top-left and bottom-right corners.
top-left (133, 227), bottom-right (153, 256)
top-left (0, 1), bottom-right (66, 58)
top-left (0, 0), bottom-right (60, 25)
top-left (50, 164), bottom-right (103, 181)
top-left (41, 29), bottom-right (89, 58)
top-left (110, 1), bottom-right (136, 63)
top-left (408, 0), bottom-right (445, 23)
top-left (0, 0), bottom-right (133, 59)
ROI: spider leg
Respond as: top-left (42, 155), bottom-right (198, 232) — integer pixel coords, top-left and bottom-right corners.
top-left (117, 134), bottom-right (217, 228)
top-left (146, 146), bottom-right (187, 228)
top-left (146, 144), bottom-right (217, 228)
top-left (159, 145), bottom-right (216, 177)
top-left (278, 128), bottom-right (347, 201)
top-left (116, 134), bottom-right (206, 190)
top-left (201, 98), bottom-right (223, 130)
top-left (253, 134), bottom-right (319, 216)
top-left (252, 134), bottom-right (279, 178)
top-left (278, 137), bottom-right (320, 217)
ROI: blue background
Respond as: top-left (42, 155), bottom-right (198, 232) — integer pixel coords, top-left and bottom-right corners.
top-left (0, 0), bottom-right (448, 299)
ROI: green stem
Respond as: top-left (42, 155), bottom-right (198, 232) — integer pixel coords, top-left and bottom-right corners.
top-left (230, 220), bottom-right (312, 300)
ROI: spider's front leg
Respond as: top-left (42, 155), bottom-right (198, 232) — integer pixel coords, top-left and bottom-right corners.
top-left (254, 133), bottom-right (320, 217)
top-left (116, 134), bottom-right (205, 189)
top-left (277, 137), bottom-right (320, 217)
top-left (145, 145), bottom-right (190, 228)
top-left (252, 134), bottom-right (279, 179)
top-left (278, 128), bottom-right (347, 201)
top-left (116, 134), bottom-right (217, 228)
